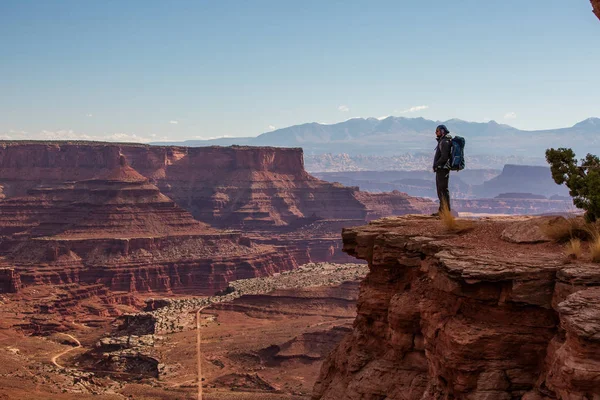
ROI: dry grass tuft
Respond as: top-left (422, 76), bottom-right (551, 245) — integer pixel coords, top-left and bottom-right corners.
top-left (587, 224), bottom-right (600, 263)
top-left (439, 206), bottom-right (474, 233)
top-left (439, 206), bottom-right (457, 230)
top-left (591, 237), bottom-right (600, 263)
top-left (564, 238), bottom-right (582, 260)
top-left (542, 217), bottom-right (588, 243)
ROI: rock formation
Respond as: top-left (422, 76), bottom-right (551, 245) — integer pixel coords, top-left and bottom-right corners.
top-left (593, 0), bottom-right (600, 20)
top-left (0, 267), bottom-right (21, 293)
top-left (119, 145), bottom-right (433, 228)
top-left (0, 141), bottom-right (432, 292)
top-left (313, 216), bottom-right (600, 399)
top-left (0, 155), bottom-right (298, 294)
top-left (0, 142), bottom-right (431, 230)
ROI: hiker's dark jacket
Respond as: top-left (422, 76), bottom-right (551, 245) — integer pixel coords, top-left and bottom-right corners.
top-left (433, 135), bottom-right (452, 171)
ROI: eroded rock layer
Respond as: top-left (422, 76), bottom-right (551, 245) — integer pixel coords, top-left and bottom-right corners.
top-left (313, 216), bottom-right (600, 400)
top-left (0, 156), bottom-right (298, 294)
top-left (0, 142), bottom-right (432, 230)
top-left (0, 267), bottom-right (21, 293)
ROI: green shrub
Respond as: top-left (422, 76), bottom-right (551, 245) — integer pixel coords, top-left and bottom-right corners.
top-left (546, 148), bottom-right (600, 222)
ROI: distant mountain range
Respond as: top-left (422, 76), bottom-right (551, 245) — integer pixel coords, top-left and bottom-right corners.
top-left (153, 117), bottom-right (600, 159)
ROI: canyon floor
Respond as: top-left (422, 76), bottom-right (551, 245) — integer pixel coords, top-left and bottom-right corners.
top-left (0, 263), bottom-right (367, 400)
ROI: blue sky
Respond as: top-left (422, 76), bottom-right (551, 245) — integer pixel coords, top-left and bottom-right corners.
top-left (1, 0), bottom-right (598, 142)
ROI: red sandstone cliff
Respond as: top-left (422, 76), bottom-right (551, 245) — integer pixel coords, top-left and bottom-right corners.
top-left (123, 145), bottom-right (370, 227)
top-left (592, 0), bottom-right (600, 20)
top-left (313, 216), bottom-right (600, 399)
top-left (0, 142), bottom-right (429, 229)
top-left (0, 155), bottom-right (298, 294)
top-left (0, 142), bottom-right (431, 297)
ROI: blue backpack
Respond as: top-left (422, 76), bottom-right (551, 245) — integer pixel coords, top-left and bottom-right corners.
top-left (446, 136), bottom-right (466, 171)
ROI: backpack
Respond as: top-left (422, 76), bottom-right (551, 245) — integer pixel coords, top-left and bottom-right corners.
top-left (445, 136), bottom-right (466, 171)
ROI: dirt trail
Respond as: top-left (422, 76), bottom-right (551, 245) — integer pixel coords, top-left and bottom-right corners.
top-left (51, 333), bottom-right (81, 368)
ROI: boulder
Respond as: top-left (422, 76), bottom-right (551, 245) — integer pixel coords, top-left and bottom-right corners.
top-left (500, 216), bottom-right (564, 244)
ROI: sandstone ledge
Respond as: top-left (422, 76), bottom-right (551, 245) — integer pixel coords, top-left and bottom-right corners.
top-left (314, 215), bottom-right (600, 399)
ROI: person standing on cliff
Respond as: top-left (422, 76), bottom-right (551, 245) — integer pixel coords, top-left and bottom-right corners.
top-left (432, 124), bottom-right (452, 216)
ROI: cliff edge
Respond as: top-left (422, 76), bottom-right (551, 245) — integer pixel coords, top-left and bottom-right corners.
top-left (313, 215), bottom-right (600, 399)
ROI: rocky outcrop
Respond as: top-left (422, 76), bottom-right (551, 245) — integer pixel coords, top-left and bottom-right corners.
top-left (593, 0), bottom-right (600, 20)
top-left (500, 216), bottom-right (560, 244)
top-left (545, 287), bottom-right (600, 398)
top-left (118, 262), bottom-right (368, 335)
top-left (0, 267), bottom-right (21, 293)
top-left (89, 334), bottom-right (161, 379)
top-left (313, 216), bottom-right (600, 399)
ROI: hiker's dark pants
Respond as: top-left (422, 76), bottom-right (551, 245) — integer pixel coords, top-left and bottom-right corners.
top-left (436, 168), bottom-right (451, 212)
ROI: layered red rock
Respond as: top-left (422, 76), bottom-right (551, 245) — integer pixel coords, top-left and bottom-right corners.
top-left (122, 145), bottom-right (431, 228)
top-left (0, 142), bottom-right (122, 197)
top-left (0, 156), bottom-right (298, 295)
top-left (0, 267), bottom-right (21, 293)
top-left (0, 142), bottom-right (432, 231)
top-left (313, 216), bottom-right (600, 399)
top-left (545, 288), bottom-right (600, 398)
top-left (0, 142), bottom-right (431, 278)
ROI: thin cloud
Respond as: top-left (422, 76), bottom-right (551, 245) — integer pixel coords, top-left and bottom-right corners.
top-left (106, 133), bottom-right (154, 142)
top-left (196, 135), bottom-right (233, 140)
top-left (400, 105), bottom-right (429, 113)
top-left (268, 125), bottom-right (276, 130)
top-left (2, 129), bottom-right (153, 143)
top-left (86, 114), bottom-right (93, 117)
top-left (169, 120), bottom-right (179, 124)
top-left (338, 105), bottom-right (350, 112)
top-left (504, 112), bottom-right (517, 119)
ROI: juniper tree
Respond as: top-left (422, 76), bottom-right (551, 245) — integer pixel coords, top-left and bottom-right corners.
top-left (546, 148), bottom-right (600, 222)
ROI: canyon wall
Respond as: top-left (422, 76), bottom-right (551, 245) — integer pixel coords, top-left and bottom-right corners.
top-left (0, 152), bottom-right (300, 295)
top-left (313, 216), bottom-right (600, 399)
top-left (0, 142), bottom-right (431, 297)
top-left (0, 142), bottom-right (430, 230)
